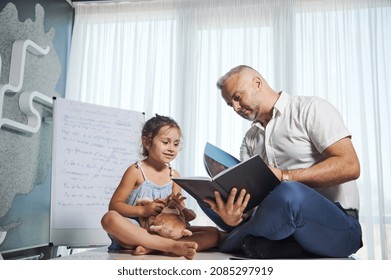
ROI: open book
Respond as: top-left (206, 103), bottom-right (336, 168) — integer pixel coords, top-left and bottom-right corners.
top-left (172, 142), bottom-right (280, 211)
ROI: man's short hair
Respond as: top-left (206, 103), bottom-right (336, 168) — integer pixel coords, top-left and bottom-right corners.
top-left (216, 65), bottom-right (255, 89)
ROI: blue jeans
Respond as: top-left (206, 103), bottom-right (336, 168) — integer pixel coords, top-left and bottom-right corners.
top-left (200, 181), bottom-right (362, 257)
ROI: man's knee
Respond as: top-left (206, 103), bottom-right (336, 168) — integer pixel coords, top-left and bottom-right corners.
top-left (271, 181), bottom-right (310, 206)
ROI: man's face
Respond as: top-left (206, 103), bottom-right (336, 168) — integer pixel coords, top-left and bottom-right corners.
top-left (221, 73), bottom-right (262, 121)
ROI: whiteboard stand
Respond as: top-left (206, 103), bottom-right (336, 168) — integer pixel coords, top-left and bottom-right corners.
top-left (50, 97), bottom-right (145, 248)
top-left (66, 244), bottom-right (108, 256)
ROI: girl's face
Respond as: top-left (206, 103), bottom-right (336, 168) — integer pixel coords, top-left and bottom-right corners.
top-left (147, 125), bottom-right (181, 163)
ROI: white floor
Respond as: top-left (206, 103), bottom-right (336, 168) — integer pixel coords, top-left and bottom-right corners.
top-left (55, 246), bottom-right (357, 260)
top-left (56, 246), bottom-right (234, 260)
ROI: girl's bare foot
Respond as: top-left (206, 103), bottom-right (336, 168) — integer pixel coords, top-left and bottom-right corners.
top-left (133, 245), bottom-right (156, 255)
top-left (133, 241), bottom-right (197, 259)
top-left (170, 241), bottom-right (198, 260)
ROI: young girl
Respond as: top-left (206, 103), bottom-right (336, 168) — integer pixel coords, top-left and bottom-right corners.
top-left (101, 114), bottom-right (219, 260)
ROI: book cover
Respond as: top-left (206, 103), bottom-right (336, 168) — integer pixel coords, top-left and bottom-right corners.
top-left (203, 142), bottom-right (239, 177)
top-left (173, 143), bottom-right (281, 212)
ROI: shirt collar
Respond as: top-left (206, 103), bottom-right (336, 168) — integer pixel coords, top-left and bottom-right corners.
top-left (273, 91), bottom-right (289, 115)
top-left (252, 91), bottom-right (290, 129)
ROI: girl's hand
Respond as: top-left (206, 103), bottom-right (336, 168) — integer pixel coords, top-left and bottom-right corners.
top-left (168, 192), bottom-right (186, 210)
top-left (141, 198), bottom-right (166, 217)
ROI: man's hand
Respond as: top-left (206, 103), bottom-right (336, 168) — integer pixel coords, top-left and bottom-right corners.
top-left (203, 188), bottom-right (250, 227)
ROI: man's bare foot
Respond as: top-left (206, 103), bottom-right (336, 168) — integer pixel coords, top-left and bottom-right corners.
top-left (170, 241), bottom-right (198, 260)
top-left (133, 245), bottom-right (156, 255)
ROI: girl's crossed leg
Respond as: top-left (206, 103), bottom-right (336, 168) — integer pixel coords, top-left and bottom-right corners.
top-left (101, 210), bottom-right (199, 260)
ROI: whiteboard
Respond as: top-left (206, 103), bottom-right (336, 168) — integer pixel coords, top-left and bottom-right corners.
top-left (50, 98), bottom-right (144, 247)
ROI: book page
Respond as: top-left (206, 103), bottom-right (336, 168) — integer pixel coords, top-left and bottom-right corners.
top-left (204, 155), bottom-right (228, 177)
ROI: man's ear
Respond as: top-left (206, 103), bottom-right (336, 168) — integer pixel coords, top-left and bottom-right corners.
top-left (253, 76), bottom-right (263, 92)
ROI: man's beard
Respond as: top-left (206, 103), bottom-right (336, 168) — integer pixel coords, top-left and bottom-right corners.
top-left (238, 108), bottom-right (258, 121)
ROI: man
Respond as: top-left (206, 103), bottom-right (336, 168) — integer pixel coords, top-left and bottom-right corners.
top-left (203, 65), bottom-right (362, 258)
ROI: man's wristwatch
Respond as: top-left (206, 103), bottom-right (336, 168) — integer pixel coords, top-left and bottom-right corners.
top-left (281, 170), bottom-right (290, 181)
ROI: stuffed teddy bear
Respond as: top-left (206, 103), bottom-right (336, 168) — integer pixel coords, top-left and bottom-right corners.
top-left (137, 193), bottom-right (197, 240)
